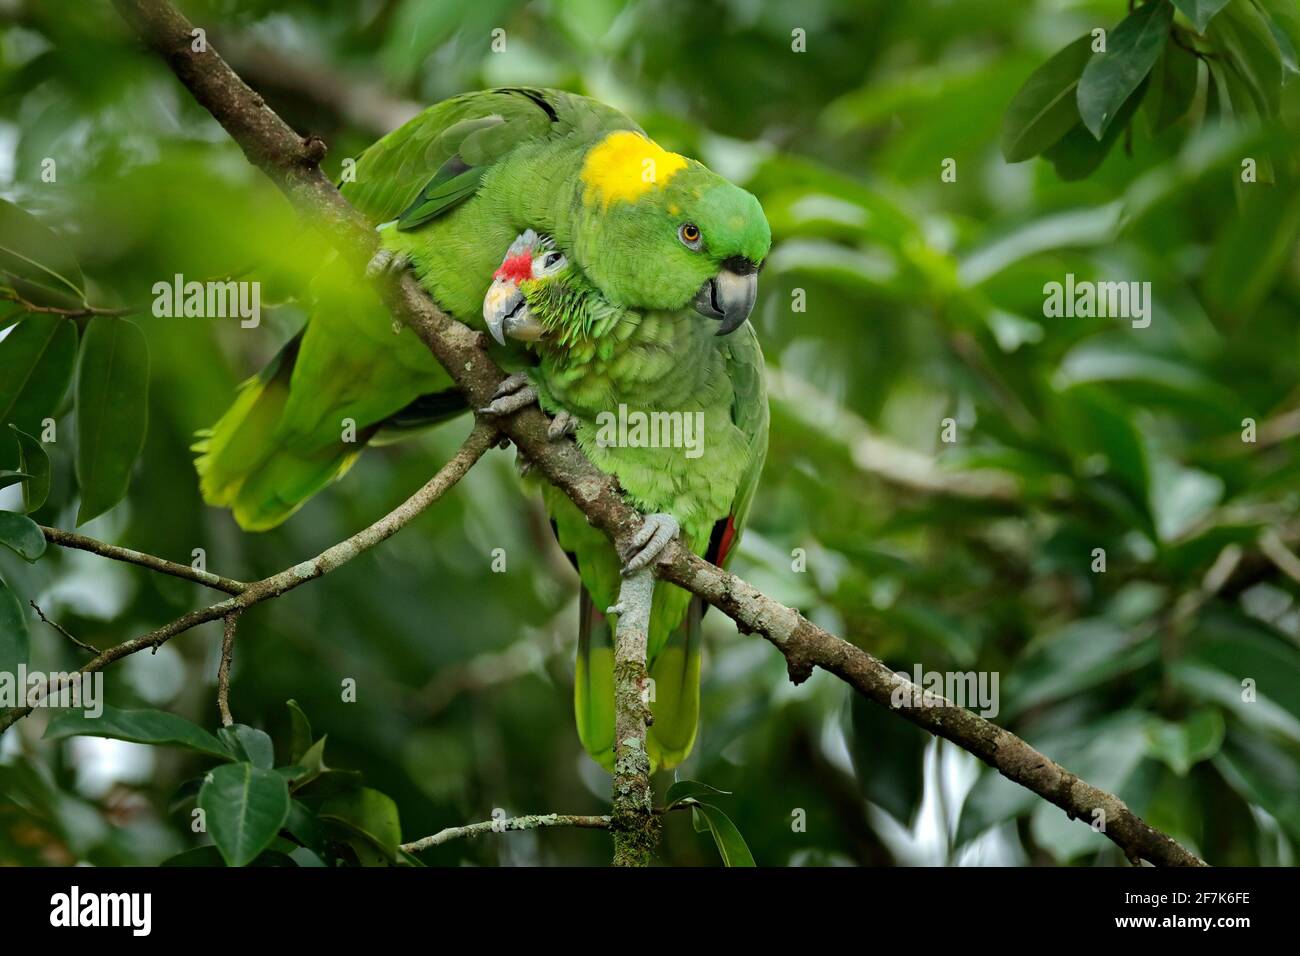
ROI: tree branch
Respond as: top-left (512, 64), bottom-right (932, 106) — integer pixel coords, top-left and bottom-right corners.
top-left (40, 525), bottom-right (247, 594)
top-left (608, 569), bottom-right (658, 866)
top-left (217, 610), bottom-right (240, 727)
top-left (401, 813), bottom-right (612, 854)
top-left (106, 0), bottom-right (1207, 867)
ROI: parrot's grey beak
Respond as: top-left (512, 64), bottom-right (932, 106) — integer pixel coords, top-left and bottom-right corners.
top-left (483, 278), bottom-right (545, 345)
top-left (692, 261), bottom-right (758, 336)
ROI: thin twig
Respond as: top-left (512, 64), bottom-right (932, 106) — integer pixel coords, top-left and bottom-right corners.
top-left (401, 813), bottom-right (612, 854)
top-left (217, 610), bottom-right (240, 726)
top-left (29, 601), bottom-right (98, 654)
top-left (0, 422), bottom-right (496, 733)
top-left (40, 526), bottom-right (247, 594)
top-left (0, 290), bottom-right (135, 318)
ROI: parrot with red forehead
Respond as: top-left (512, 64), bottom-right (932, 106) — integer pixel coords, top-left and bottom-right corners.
top-left (193, 88), bottom-right (771, 769)
top-left (478, 228), bottom-right (768, 770)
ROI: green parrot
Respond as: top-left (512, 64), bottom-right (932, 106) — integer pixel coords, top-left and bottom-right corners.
top-left (481, 229), bottom-right (769, 771)
top-left (193, 87), bottom-right (771, 769)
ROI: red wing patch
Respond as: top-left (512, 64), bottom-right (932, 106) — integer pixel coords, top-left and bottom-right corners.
top-left (707, 515), bottom-right (737, 567)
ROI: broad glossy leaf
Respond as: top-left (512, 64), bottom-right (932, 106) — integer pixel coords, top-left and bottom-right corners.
top-left (10, 425), bottom-right (49, 512)
top-left (0, 199), bottom-right (84, 310)
top-left (199, 762), bottom-right (291, 867)
top-left (0, 573), bottom-right (29, 679)
top-left (691, 803), bottom-right (756, 867)
top-left (1146, 40), bottom-right (1200, 131)
top-left (74, 318), bottom-right (149, 525)
top-left (319, 787), bottom-right (402, 864)
top-left (1171, 0), bottom-right (1233, 33)
top-left (1078, 1), bottom-right (1173, 139)
top-left (0, 316), bottom-right (76, 470)
top-left (0, 511), bottom-right (45, 561)
top-left (1210, 1), bottom-right (1284, 115)
top-left (218, 724), bottom-right (275, 769)
top-left (1001, 35), bottom-right (1093, 161)
top-left (1048, 79), bottom-right (1149, 179)
top-left (45, 704), bottom-right (233, 760)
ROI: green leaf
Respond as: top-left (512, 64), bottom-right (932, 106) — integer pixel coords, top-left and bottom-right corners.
top-left (45, 704), bottom-right (233, 760)
top-left (1078, 1), bottom-right (1174, 139)
top-left (1257, 0), bottom-right (1300, 73)
top-left (1145, 709), bottom-right (1225, 775)
top-left (161, 845), bottom-right (297, 867)
top-left (1047, 79), bottom-right (1150, 179)
top-left (1210, 0), bottom-right (1284, 115)
top-left (0, 512), bottom-right (45, 562)
top-left (0, 199), bottom-right (85, 310)
top-left (283, 799), bottom-right (328, 856)
top-left (1203, 181), bottom-right (1300, 322)
top-left (319, 787), bottom-right (402, 864)
top-left (10, 426), bottom-right (49, 512)
top-left (1214, 729), bottom-right (1300, 841)
top-left (0, 471), bottom-right (31, 491)
top-left (0, 315), bottom-right (76, 470)
top-left (1171, 0), bottom-right (1233, 33)
top-left (0, 573), bottom-right (30, 679)
top-left (73, 317), bottom-right (149, 525)
top-left (286, 699), bottom-right (313, 764)
top-left (199, 762), bottom-right (292, 867)
top-left (691, 803), bottom-right (756, 867)
top-left (665, 779), bottom-right (732, 808)
top-left (1146, 40), bottom-right (1201, 131)
top-left (1001, 35), bottom-right (1094, 161)
top-left (218, 725), bottom-right (275, 769)
top-left (849, 690), bottom-right (926, 825)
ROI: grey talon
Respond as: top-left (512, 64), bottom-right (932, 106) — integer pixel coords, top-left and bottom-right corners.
top-left (479, 385), bottom-right (538, 416)
top-left (548, 410), bottom-right (578, 440)
top-left (620, 513), bottom-right (680, 574)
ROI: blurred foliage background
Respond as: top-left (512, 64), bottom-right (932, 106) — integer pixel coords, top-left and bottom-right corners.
top-left (2, 0), bottom-right (1299, 866)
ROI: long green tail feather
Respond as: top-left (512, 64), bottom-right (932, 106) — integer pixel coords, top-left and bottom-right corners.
top-left (646, 596), bottom-right (703, 771)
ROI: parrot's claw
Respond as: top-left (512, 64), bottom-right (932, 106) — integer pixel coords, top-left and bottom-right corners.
top-left (620, 513), bottom-right (680, 575)
top-left (365, 248), bottom-right (411, 279)
top-left (547, 409), bottom-right (579, 441)
top-left (478, 373), bottom-right (537, 416)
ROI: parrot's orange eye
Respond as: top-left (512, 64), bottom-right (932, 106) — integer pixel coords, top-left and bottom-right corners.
top-left (678, 223), bottom-right (702, 249)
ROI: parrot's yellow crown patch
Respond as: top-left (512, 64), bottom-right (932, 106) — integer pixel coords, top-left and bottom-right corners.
top-left (581, 131), bottom-right (688, 208)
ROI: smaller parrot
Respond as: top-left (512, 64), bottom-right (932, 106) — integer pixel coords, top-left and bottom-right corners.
top-left (480, 229), bottom-right (769, 772)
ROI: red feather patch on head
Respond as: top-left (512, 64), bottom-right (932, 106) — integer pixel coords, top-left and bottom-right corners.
top-left (494, 251), bottom-right (534, 283)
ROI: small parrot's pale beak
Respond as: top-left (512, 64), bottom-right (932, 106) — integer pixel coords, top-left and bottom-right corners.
top-left (692, 259), bottom-right (758, 336)
top-left (484, 277), bottom-right (545, 345)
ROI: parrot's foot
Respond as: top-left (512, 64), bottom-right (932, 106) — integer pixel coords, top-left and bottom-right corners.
top-left (547, 409), bottom-right (579, 441)
top-left (365, 248), bottom-right (411, 279)
top-left (620, 513), bottom-right (680, 575)
top-left (478, 372), bottom-right (537, 416)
